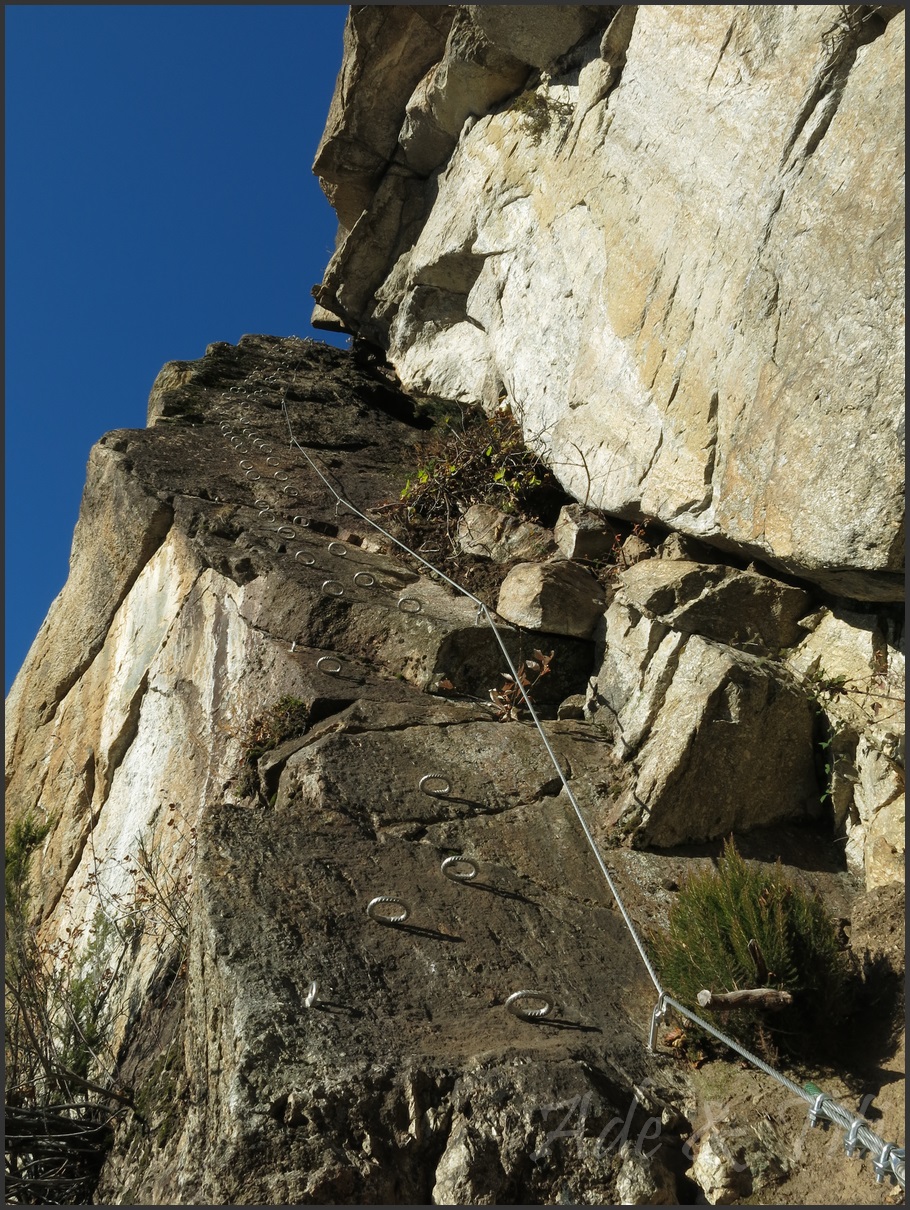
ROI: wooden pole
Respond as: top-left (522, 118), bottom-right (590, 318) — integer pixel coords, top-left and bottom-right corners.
top-left (696, 987), bottom-right (793, 1011)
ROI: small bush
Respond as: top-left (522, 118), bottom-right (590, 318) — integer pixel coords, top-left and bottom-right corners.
top-left (397, 404), bottom-right (564, 536)
top-left (235, 696), bottom-right (311, 799)
top-left (509, 89), bottom-right (574, 144)
top-left (652, 840), bottom-right (850, 1062)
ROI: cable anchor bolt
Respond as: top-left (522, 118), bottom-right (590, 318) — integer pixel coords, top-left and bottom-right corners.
top-left (647, 991), bottom-right (668, 1051)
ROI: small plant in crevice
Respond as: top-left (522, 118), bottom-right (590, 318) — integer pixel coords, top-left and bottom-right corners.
top-left (651, 839), bottom-right (851, 1065)
top-left (508, 87), bottom-right (574, 144)
top-left (234, 695), bottom-right (311, 800)
top-left (392, 403), bottom-right (568, 560)
top-left (488, 650), bottom-right (555, 722)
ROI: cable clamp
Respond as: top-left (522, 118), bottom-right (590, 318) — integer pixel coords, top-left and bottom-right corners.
top-left (844, 1117), bottom-right (867, 1159)
top-left (874, 1143), bottom-right (898, 1185)
top-left (808, 1092), bottom-right (831, 1129)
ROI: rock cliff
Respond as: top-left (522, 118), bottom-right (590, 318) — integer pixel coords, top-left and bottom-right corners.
top-left (313, 4), bottom-right (904, 602)
top-left (4, 5), bottom-right (905, 1206)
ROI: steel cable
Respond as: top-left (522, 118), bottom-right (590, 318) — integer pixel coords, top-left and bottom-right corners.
top-left (216, 355), bottom-right (905, 1189)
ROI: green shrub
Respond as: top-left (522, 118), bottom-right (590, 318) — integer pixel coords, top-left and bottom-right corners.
top-left (652, 840), bottom-right (850, 1061)
top-left (509, 89), bottom-right (574, 144)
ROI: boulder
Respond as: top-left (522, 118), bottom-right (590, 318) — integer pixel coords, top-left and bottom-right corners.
top-left (554, 502), bottom-right (618, 560)
top-left (456, 502), bottom-right (557, 562)
top-left (399, 10), bottom-right (529, 177)
top-left (590, 596), bottom-right (817, 847)
top-left (784, 605), bottom-right (904, 888)
top-left (467, 5), bottom-right (606, 71)
top-left (496, 559), bottom-right (605, 637)
top-left (311, 6), bottom-right (454, 232)
top-left (619, 559), bottom-right (812, 652)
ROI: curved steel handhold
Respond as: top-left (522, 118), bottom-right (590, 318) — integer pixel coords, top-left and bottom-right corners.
top-left (419, 774), bottom-right (451, 797)
top-left (282, 485), bottom-right (300, 496)
top-left (328, 541), bottom-right (347, 556)
top-left (322, 580), bottom-right (344, 597)
top-left (266, 457), bottom-right (280, 466)
top-left (239, 460), bottom-right (253, 470)
top-left (294, 551), bottom-right (315, 565)
top-left (293, 516), bottom-right (310, 527)
top-left (276, 526), bottom-right (295, 538)
top-left (505, 990), bottom-right (554, 1020)
top-left (366, 896), bottom-right (410, 925)
top-left (303, 980), bottom-right (319, 1009)
top-left (441, 855), bottom-right (478, 882)
top-left (245, 471), bottom-right (261, 481)
top-left (259, 508), bottom-right (276, 520)
top-left (260, 444), bottom-right (274, 454)
top-left (398, 596), bottom-right (422, 614)
top-left (274, 471), bottom-right (289, 482)
top-left (353, 571), bottom-right (376, 588)
top-left (316, 655), bottom-right (342, 675)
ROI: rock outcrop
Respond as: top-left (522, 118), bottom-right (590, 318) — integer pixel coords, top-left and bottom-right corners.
top-left (5, 5), bottom-right (905, 1205)
top-left (6, 332), bottom-right (903, 1206)
top-left (312, 4), bottom-right (904, 602)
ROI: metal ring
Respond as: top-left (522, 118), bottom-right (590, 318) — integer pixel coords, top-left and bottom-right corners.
top-left (322, 580), bottom-right (344, 597)
top-left (295, 551), bottom-right (315, 565)
top-left (276, 526), bottom-right (295, 538)
top-left (328, 541), bottom-right (347, 556)
top-left (419, 774), bottom-right (451, 797)
top-left (245, 471), bottom-right (261, 480)
top-left (282, 485), bottom-right (299, 496)
top-left (230, 436), bottom-right (244, 446)
top-left (234, 445), bottom-right (248, 453)
top-left (274, 471), bottom-right (289, 482)
top-left (367, 896), bottom-right (410, 924)
top-left (220, 422), bottom-right (233, 432)
top-left (260, 445), bottom-right (273, 454)
top-left (266, 457), bottom-right (279, 466)
top-left (316, 655), bottom-right (342, 675)
top-left (293, 516), bottom-right (310, 527)
top-left (252, 438), bottom-right (265, 448)
top-left (239, 460), bottom-right (253, 469)
top-left (254, 498), bottom-right (270, 508)
top-left (398, 597), bottom-right (422, 614)
top-left (505, 990), bottom-right (554, 1020)
top-left (441, 855), bottom-right (478, 882)
top-left (353, 572), bottom-right (376, 588)
top-left (259, 508), bottom-right (276, 520)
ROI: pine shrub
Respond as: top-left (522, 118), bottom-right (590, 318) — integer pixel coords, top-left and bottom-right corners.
top-left (652, 839), bottom-right (850, 1061)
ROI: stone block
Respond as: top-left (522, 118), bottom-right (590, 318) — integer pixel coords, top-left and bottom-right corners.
top-left (620, 559), bottom-right (811, 651)
top-left (496, 559), bottom-right (605, 637)
top-left (554, 503), bottom-right (618, 561)
top-left (457, 503), bottom-right (557, 563)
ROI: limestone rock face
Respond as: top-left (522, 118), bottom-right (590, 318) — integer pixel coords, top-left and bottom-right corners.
top-left (313, 5), bottom-right (905, 600)
top-left (8, 336), bottom-right (699, 1206)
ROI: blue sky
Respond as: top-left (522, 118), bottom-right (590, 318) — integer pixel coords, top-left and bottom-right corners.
top-left (5, 4), bottom-right (351, 690)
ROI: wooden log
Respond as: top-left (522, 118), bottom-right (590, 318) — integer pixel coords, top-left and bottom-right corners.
top-left (696, 987), bottom-right (794, 1011)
